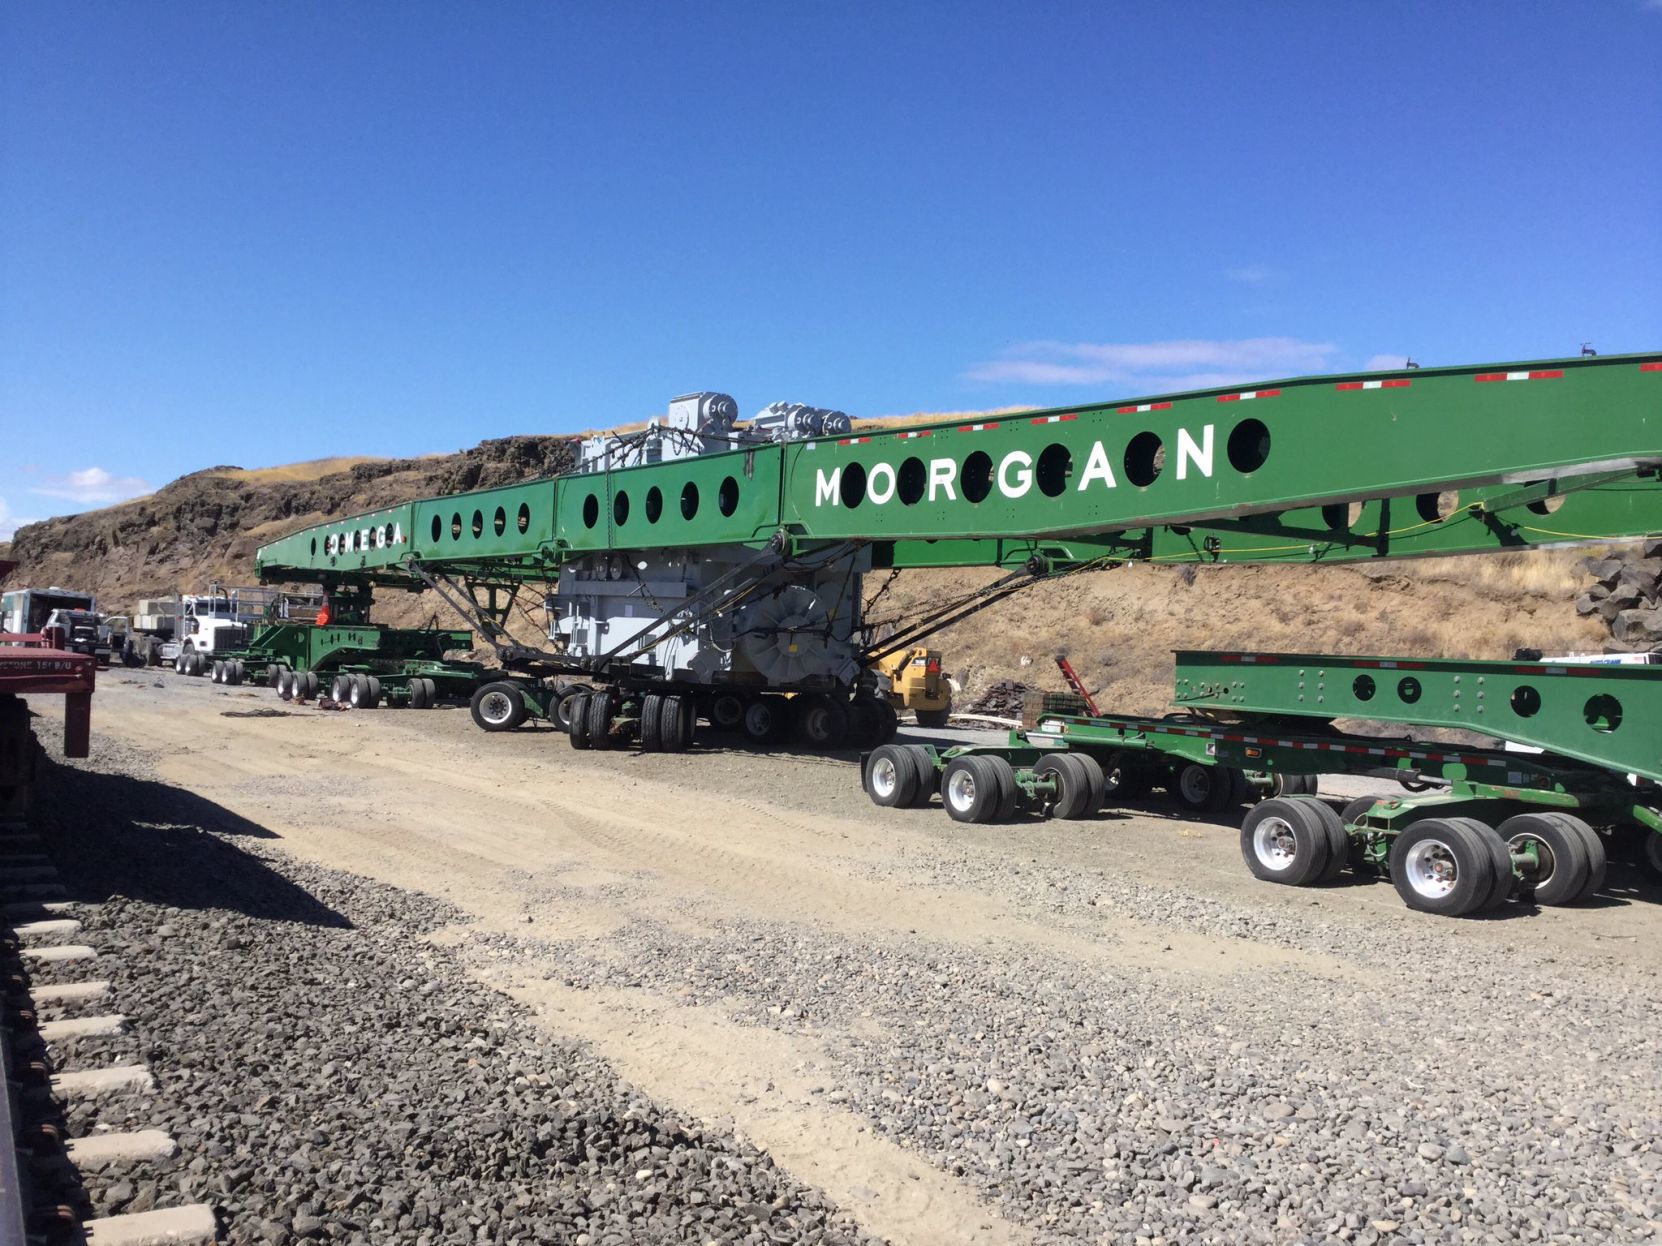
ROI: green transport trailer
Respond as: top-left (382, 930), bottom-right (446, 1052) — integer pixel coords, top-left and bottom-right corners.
top-left (247, 351), bottom-right (1662, 752)
top-left (192, 585), bottom-right (488, 709)
top-left (861, 647), bottom-right (1662, 918)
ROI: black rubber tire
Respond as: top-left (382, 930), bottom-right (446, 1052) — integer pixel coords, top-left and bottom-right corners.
top-left (346, 674), bottom-right (367, 707)
top-left (941, 756), bottom-right (1005, 823)
top-left (330, 675), bottom-right (350, 703)
top-left (1389, 818), bottom-right (1493, 917)
top-left (914, 706), bottom-right (951, 729)
top-left (1226, 767), bottom-right (1253, 809)
top-left (276, 669), bottom-right (294, 701)
top-left (741, 696), bottom-right (786, 745)
top-left (551, 689), bottom-right (580, 731)
top-left (1034, 754), bottom-right (1094, 820)
top-left (1068, 752), bottom-right (1106, 816)
top-left (408, 678), bottom-right (429, 710)
top-left (1544, 812), bottom-right (1606, 901)
top-left (420, 677), bottom-right (438, 707)
top-left (795, 694), bottom-right (849, 750)
top-left (1304, 798), bottom-right (1350, 883)
top-left (269, 664), bottom-right (287, 689)
top-left (896, 744), bottom-right (937, 806)
top-left (845, 698), bottom-right (883, 750)
top-left (1106, 764), bottom-right (1155, 801)
top-left (567, 692), bottom-right (592, 749)
top-left (987, 755), bottom-right (1019, 820)
top-left (866, 744), bottom-right (922, 808)
top-left (231, 660), bottom-right (246, 685)
top-left (640, 693), bottom-right (665, 752)
top-left (301, 671), bottom-right (320, 700)
top-left (1341, 796), bottom-right (1378, 829)
top-left (1271, 772), bottom-right (1318, 797)
top-left (1500, 812), bottom-right (1590, 906)
top-left (709, 692), bottom-right (746, 732)
top-left (671, 694), bottom-right (696, 751)
top-left (471, 681), bottom-right (528, 732)
top-left (1240, 797), bottom-right (1331, 886)
top-left (1173, 763), bottom-right (1233, 814)
top-left (1451, 816), bottom-right (1515, 911)
top-left (586, 691), bottom-right (615, 750)
top-left (366, 676), bottom-right (382, 707)
top-left (870, 697), bottom-right (900, 745)
top-left (210, 660), bottom-right (224, 683)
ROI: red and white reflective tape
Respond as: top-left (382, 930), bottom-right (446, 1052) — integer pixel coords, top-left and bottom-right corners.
top-left (1642, 362), bottom-right (1662, 373)
top-left (1030, 413), bottom-right (1079, 425)
top-left (837, 436), bottom-right (872, 446)
top-left (1335, 379), bottom-right (1412, 391)
top-left (1116, 401), bottom-right (1173, 414)
top-left (957, 422), bottom-right (1000, 433)
top-left (1354, 659), bottom-right (1425, 670)
top-left (899, 429), bottom-right (933, 439)
top-left (1216, 388), bottom-right (1281, 403)
top-left (1474, 370), bottom-right (1563, 383)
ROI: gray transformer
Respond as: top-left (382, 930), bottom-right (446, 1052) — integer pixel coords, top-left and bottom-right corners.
top-left (549, 544), bottom-right (868, 690)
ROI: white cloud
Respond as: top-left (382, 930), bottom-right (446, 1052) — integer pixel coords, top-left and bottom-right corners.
top-left (1364, 353), bottom-right (1410, 371)
top-left (30, 466), bottom-right (152, 507)
top-left (964, 336), bottom-right (1341, 388)
top-left (0, 497), bottom-right (39, 542)
top-left (1225, 265), bottom-right (1273, 284)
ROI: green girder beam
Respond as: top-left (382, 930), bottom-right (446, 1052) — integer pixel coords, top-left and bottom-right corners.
top-left (1171, 649), bottom-right (1662, 784)
top-left (255, 351), bottom-right (1662, 586)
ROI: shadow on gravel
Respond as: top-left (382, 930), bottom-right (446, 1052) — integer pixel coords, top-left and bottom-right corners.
top-left (27, 756), bottom-right (352, 929)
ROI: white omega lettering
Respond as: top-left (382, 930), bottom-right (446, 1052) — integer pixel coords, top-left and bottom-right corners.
top-left (998, 450), bottom-right (1033, 498)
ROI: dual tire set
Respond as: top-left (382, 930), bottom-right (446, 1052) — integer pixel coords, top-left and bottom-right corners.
top-left (707, 691), bottom-right (900, 751)
top-left (1241, 796), bottom-right (1608, 916)
top-left (864, 745), bottom-right (1107, 823)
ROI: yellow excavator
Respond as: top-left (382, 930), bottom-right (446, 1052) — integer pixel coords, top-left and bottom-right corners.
top-left (874, 646), bottom-right (953, 728)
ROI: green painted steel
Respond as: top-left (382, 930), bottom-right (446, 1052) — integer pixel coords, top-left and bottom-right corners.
top-left (1171, 650), bottom-right (1662, 783)
top-left (256, 351), bottom-right (1662, 585)
top-left (239, 621), bottom-right (474, 674)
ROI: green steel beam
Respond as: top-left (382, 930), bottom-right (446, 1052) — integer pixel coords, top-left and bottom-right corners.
top-left (1171, 649), bottom-right (1662, 783)
top-left (256, 351), bottom-right (1662, 584)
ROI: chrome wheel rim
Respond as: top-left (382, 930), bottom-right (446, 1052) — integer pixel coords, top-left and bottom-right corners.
top-left (870, 756), bottom-right (898, 799)
top-left (480, 690), bottom-right (514, 724)
top-left (946, 768), bottom-right (977, 812)
top-left (1405, 838), bottom-right (1458, 898)
top-left (1253, 816), bottom-right (1299, 872)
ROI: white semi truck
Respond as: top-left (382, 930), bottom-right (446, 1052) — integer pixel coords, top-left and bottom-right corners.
top-left (115, 585), bottom-right (277, 671)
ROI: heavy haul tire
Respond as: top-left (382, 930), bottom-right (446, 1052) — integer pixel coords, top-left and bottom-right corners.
top-left (276, 669), bottom-right (294, 701)
top-left (640, 693), bottom-right (665, 752)
top-left (866, 744), bottom-right (922, 808)
top-left (668, 694), bottom-right (695, 751)
top-left (567, 692), bottom-right (592, 749)
top-left (1545, 812), bottom-right (1606, 901)
top-left (1240, 798), bottom-right (1330, 887)
top-left (795, 694), bottom-right (849, 749)
top-left (210, 660), bottom-right (224, 683)
top-left (586, 691), bottom-right (615, 750)
top-left (471, 681), bottom-right (527, 732)
top-left (1452, 817), bottom-right (1515, 911)
top-left (1304, 798), bottom-right (1350, 883)
top-left (1035, 753), bottom-right (1101, 820)
top-left (1271, 773), bottom-right (1318, 797)
top-left (709, 692), bottom-right (746, 733)
top-left (869, 698), bottom-right (899, 745)
top-left (1173, 762), bottom-right (1235, 814)
top-left (268, 664), bottom-right (286, 689)
top-left (741, 696), bottom-right (786, 746)
top-left (331, 675), bottom-right (351, 703)
top-left (350, 676), bottom-right (380, 709)
top-left (1500, 812), bottom-right (1590, 906)
top-left (1389, 818), bottom-right (1494, 917)
top-left (551, 688), bottom-right (581, 731)
top-left (914, 706), bottom-right (951, 729)
top-left (407, 678), bottom-right (428, 710)
top-left (419, 677), bottom-right (438, 707)
top-left (301, 671), bottom-right (320, 700)
top-left (942, 756), bottom-right (1007, 824)
top-left (899, 744), bottom-right (938, 806)
top-left (845, 699), bottom-right (882, 750)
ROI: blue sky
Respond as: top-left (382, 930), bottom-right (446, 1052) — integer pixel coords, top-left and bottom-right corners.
top-left (2, 1), bottom-right (1659, 538)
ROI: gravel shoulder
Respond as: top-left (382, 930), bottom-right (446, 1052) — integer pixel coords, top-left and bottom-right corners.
top-left (32, 674), bottom-right (1662, 1245)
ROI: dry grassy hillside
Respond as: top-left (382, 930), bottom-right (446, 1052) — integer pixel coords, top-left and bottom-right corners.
top-left (875, 550), bottom-right (1612, 718)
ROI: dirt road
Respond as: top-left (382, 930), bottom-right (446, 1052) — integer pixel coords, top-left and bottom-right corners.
top-left (42, 674), bottom-right (1662, 1244)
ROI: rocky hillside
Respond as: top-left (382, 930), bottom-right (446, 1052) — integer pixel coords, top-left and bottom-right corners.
top-left (1, 437), bottom-right (574, 608)
top-left (2, 431), bottom-right (1639, 716)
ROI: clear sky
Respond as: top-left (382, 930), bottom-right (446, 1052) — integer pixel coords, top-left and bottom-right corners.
top-left (2, 1), bottom-right (1658, 538)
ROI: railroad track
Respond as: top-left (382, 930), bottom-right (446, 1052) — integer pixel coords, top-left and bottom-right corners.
top-left (0, 824), bottom-right (215, 1245)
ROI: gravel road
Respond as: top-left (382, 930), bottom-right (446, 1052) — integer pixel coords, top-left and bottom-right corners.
top-left (27, 673), bottom-right (1662, 1245)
